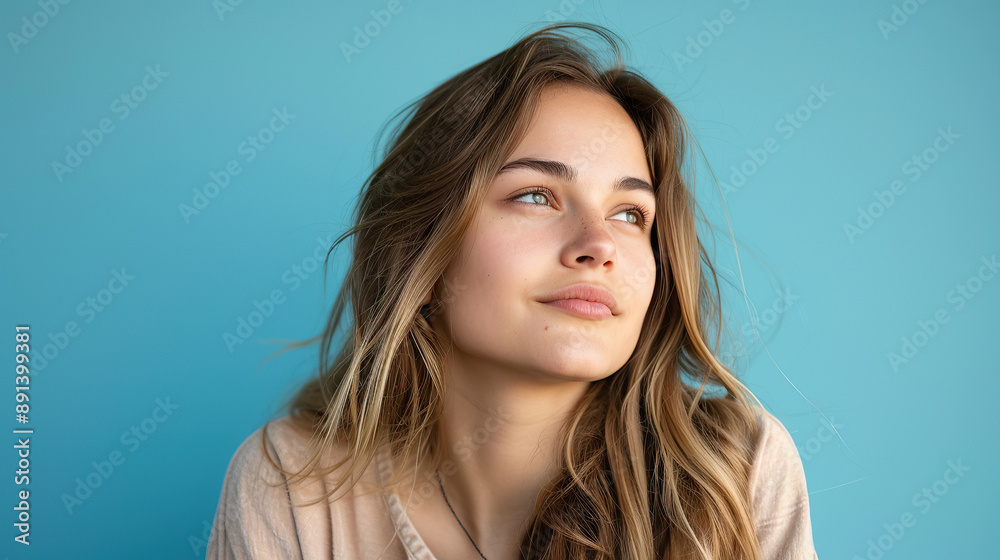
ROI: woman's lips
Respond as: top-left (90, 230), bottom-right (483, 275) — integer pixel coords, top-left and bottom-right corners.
top-left (541, 298), bottom-right (613, 319)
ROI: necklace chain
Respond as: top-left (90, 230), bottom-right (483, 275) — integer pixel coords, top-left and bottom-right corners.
top-left (435, 468), bottom-right (489, 560)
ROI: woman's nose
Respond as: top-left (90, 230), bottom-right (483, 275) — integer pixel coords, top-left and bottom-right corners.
top-left (560, 210), bottom-right (617, 269)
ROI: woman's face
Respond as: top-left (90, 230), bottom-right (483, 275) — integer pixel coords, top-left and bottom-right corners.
top-left (434, 82), bottom-right (659, 383)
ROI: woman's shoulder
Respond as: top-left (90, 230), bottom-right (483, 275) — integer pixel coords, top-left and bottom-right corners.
top-left (746, 407), bottom-right (819, 558)
top-left (750, 409), bottom-right (801, 466)
top-left (222, 415), bottom-right (317, 482)
top-left (747, 408), bottom-right (808, 504)
top-left (207, 416), bottom-right (330, 559)
top-left (215, 416), bottom-right (322, 504)
top-left (225, 414), bottom-right (373, 496)
top-left (207, 416), bottom-right (392, 559)
top-left (257, 415), bottom-right (323, 470)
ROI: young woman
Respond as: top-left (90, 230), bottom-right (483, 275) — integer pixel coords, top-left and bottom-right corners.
top-left (207, 22), bottom-right (818, 560)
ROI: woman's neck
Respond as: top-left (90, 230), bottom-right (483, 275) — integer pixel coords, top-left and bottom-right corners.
top-left (423, 351), bottom-right (593, 557)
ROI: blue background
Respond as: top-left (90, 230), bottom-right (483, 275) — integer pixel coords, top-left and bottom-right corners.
top-left (2, 0), bottom-right (997, 558)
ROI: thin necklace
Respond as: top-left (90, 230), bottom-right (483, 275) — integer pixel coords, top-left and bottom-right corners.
top-left (435, 468), bottom-right (489, 560)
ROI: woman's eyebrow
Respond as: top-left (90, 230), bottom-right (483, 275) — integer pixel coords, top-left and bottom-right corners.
top-left (498, 157), bottom-right (654, 196)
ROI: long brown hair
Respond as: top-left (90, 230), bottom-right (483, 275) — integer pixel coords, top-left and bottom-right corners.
top-left (266, 22), bottom-right (765, 559)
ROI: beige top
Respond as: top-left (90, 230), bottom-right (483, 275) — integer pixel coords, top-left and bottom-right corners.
top-left (206, 409), bottom-right (818, 559)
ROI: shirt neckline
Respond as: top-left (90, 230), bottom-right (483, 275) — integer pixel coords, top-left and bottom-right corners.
top-left (375, 444), bottom-right (440, 560)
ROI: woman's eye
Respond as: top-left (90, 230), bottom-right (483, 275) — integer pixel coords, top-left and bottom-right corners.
top-left (615, 206), bottom-right (650, 230)
top-left (513, 191), bottom-right (551, 205)
top-left (512, 191), bottom-right (648, 228)
top-left (611, 208), bottom-right (644, 226)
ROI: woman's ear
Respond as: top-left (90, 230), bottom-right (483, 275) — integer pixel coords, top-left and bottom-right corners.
top-left (418, 290), bottom-right (434, 322)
